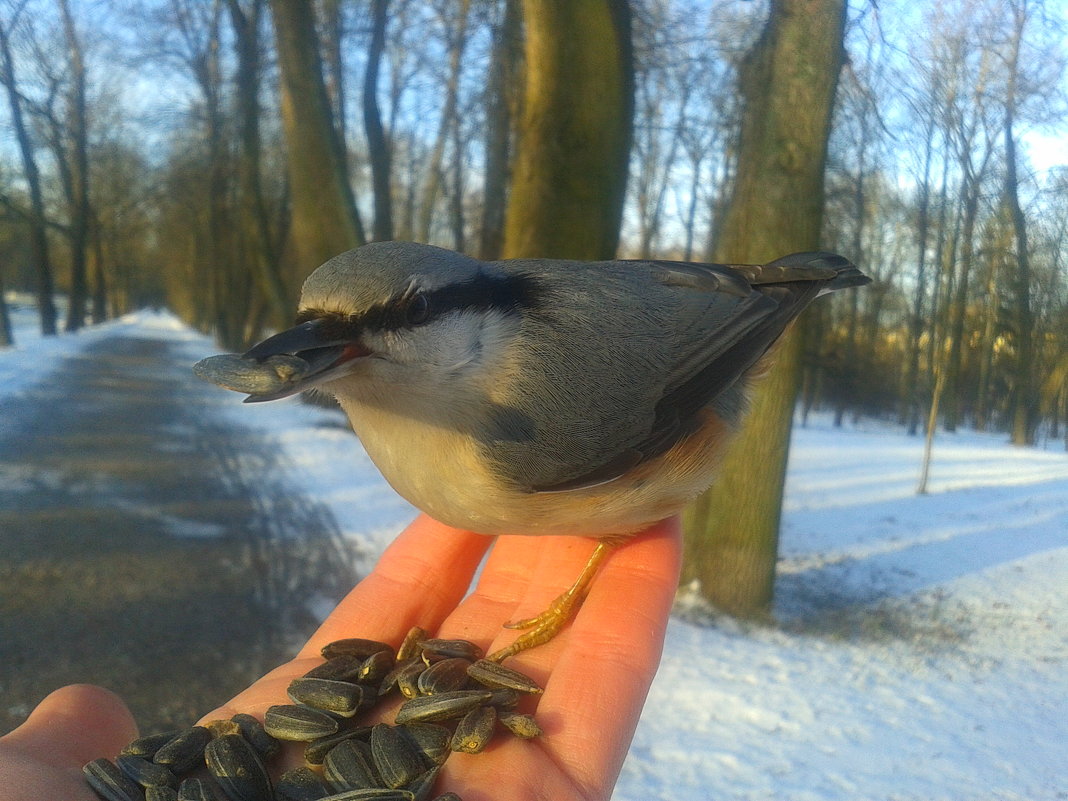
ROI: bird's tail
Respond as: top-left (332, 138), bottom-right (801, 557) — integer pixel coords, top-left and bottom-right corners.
top-left (765, 251), bottom-right (871, 294)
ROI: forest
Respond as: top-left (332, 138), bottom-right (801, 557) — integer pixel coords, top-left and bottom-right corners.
top-left (1, 0), bottom-right (1066, 611)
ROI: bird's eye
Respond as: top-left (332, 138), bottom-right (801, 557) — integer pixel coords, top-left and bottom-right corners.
top-left (406, 293), bottom-right (431, 326)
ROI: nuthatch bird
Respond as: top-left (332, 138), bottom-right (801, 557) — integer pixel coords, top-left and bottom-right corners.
top-left (195, 241), bottom-right (869, 660)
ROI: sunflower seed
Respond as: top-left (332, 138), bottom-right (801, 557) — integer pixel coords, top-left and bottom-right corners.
top-left (323, 739), bottom-right (380, 791)
top-left (83, 758), bottom-right (143, 801)
top-left (193, 353), bottom-right (309, 396)
top-left (450, 706), bottom-right (496, 754)
top-left (318, 791), bottom-right (415, 801)
top-left (500, 711), bottom-right (543, 738)
top-left (204, 734), bottom-right (272, 801)
top-left (381, 658), bottom-right (425, 699)
top-left (231, 713), bottom-right (280, 761)
top-left (305, 655), bottom-right (365, 682)
top-left (305, 726), bottom-right (373, 766)
top-left (204, 719), bottom-right (242, 739)
top-left (120, 731), bottom-right (182, 759)
top-left (416, 658), bottom-right (472, 696)
top-left (321, 637), bottom-right (393, 661)
top-left (370, 724), bottom-right (424, 789)
top-left (264, 704), bottom-right (339, 741)
top-left (358, 650), bottom-right (396, 685)
top-left (396, 627), bottom-right (428, 662)
top-left (276, 767), bottom-right (332, 801)
top-left (485, 688), bottom-right (520, 709)
top-left (394, 690), bottom-right (493, 725)
top-left (153, 726), bottom-right (213, 775)
top-left (146, 787), bottom-right (180, 801)
top-left (397, 723), bottom-right (451, 768)
top-left (405, 766), bottom-right (441, 801)
top-left (116, 754), bottom-right (178, 789)
top-left (288, 677), bottom-right (366, 717)
top-left (418, 639), bottom-right (482, 662)
top-left (466, 659), bottom-right (543, 694)
top-left (177, 778), bottom-right (217, 801)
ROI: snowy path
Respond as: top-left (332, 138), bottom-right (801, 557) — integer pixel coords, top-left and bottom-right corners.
top-left (0, 320), bottom-right (354, 734)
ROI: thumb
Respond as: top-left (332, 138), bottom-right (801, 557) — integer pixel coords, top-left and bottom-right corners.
top-left (1, 685), bottom-right (138, 766)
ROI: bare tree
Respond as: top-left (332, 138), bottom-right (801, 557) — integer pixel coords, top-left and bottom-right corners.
top-left (681, 0), bottom-right (847, 618)
top-left (0, 266), bottom-right (12, 346)
top-left (478, 0), bottom-right (521, 260)
top-left (270, 0), bottom-right (365, 270)
top-left (364, 0), bottom-right (394, 241)
top-left (414, 0), bottom-right (471, 245)
top-left (226, 0), bottom-right (291, 330)
top-left (0, 0), bottom-right (58, 335)
top-left (504, 0), bottom-right (634, 260)
top-left (1001, 0), bottom-right (1038, 445)
top-left (57, 0), bottom-right (90, 331)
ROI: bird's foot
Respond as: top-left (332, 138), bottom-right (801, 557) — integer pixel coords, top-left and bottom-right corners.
top-left (488, 592), bottom-right (583, 662)
top-left (487, 541), bottom-right (614, 662)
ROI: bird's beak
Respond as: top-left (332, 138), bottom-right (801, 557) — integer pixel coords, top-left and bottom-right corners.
top-left (238, 319), bottom-right (369, 403)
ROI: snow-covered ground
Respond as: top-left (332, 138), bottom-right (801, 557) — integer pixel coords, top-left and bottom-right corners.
top-left (2, 309), bottom-right (1066, 800)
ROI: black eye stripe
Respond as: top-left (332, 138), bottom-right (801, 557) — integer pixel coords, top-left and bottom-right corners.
top-left (423, 273), bottom-right (540, 320)
top-left (298, 272), bottom-right (543, 336)
top-left (406, 293), bottom-right (431, 325)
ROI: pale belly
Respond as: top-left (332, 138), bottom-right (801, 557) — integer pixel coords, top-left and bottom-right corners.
top-left (341, 398), bottom-right (729, 539)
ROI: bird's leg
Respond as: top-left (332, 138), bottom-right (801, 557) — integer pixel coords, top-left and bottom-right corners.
top-left (488, 541), bottom-right (614, 662)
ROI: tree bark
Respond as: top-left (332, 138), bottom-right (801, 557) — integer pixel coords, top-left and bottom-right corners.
top-left (270, 0), bottom-right (365, 270)
top-left (503, 0), bottom-right (633, 260)
top-left (903, 109), bottom-right (936, 436)
top-left (59, 0), bottom-right (90, 332)
top-left (680, 0), bottom-right (847, 618)
top-left (0, 2), bottom-right (58, 336)
top-left (479, 0), bottom-right (521, 260)
top-left (0, 269), bottom-right (12, 346)
top-left (415, 0), bottom-right (470, 245)
top-left (364, 0), bottom-right (393, 242)
top-left (320, 0), bottom-right (346, 145)
top-left (1002, 1), bottom-right (1036, 446)
top-left (227, 0), bottom-right (291, 331)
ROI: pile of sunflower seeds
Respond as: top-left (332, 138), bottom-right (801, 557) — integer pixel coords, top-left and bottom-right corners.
top-left (84, 627), bottom-right (544, 801)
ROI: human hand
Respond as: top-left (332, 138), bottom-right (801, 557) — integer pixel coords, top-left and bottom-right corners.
top-left (0, 684), bottom-right (137, 801)
top-left (0, 514), bottom-right (681, 801)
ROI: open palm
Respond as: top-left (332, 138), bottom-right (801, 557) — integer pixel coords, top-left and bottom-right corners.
top-left (0, 515), bottom-right (681, 801)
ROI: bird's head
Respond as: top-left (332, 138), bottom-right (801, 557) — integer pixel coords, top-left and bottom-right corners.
top-left (240, 241), bottom-right (537, 404)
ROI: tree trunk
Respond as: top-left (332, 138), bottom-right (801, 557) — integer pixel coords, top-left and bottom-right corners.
top-left (228, 0), bottom-right (290, 331)
top-left (89, 212), bottom-right (107, 323)
top-left (270, 0), bottom-right (365, 269)
top-left (479, 0), bottom-right (521, 260)
top-left (201, 0), bottom-right (238, 347)
top-left (0, 269), bottom-right (12, 346)
top-left (944, 165), bottom-right (984, 432)
top-left (320, 0), bottom-right (346, 145)
top-left (364, 0), bottom-right (393, 242)
top-left (503, 0), bottom-right (633, 260)
top-left (903, 111), bottom-right (936, 436)
top-left (680, 0), bottom-right (846, 619)
top-left (59, 0), bottom-right (90, 332)
top-left (1003, 2), bottom-right (1036, 446)
top-left (415, 0), bottom-right (470, 245)
top-left (449, 107), bottom-right (466, 252)
top-left (0, 4), bottom-right (58, 336)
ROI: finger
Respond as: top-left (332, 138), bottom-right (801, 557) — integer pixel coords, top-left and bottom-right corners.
top-left (201, 515), bottom-right (493, 721)
top-left (439, 534), bottom-right (603, 660)
top-left (539, 518), bottom-right (682, 794)
top-left (1, 684), bottom-right (138, 766)
top-left (300, 514), bottom-right (494, 657)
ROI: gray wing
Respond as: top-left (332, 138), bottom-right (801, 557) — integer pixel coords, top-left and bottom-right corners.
top-left (491, 253), bottom-right (864, 493)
